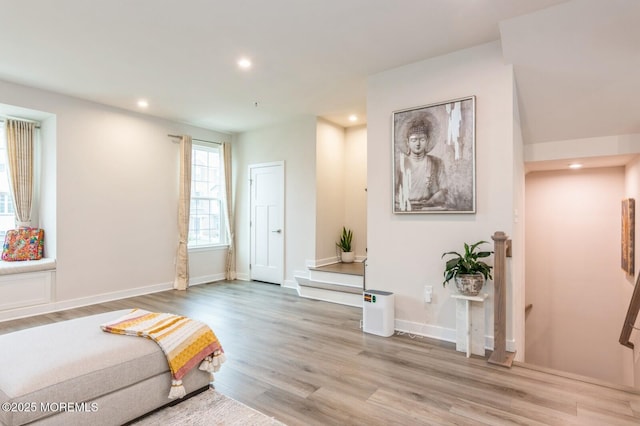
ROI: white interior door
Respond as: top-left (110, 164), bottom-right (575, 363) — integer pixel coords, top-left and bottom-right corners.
top-left (250, 162), bottom-right (284, 284)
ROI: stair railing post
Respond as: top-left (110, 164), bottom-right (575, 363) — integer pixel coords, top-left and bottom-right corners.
top-left (488, 231), bottom-right (516, 367)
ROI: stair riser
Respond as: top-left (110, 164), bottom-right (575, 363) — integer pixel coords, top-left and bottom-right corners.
top-left (308, 270), bottom-right (363, 288)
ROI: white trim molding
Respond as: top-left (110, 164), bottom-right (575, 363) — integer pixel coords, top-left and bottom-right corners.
top-left (189, 273), bottom-right (226, 286)
top-left (394, 318), bottom-right (516, 353)
top-left (0, 280), bottom-right (172, 323)
top-left (0, 273), bottom-right (229, 323)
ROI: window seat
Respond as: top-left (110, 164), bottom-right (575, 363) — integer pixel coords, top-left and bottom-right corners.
top-left (0, 258), bottom-right (56, 275)
top-left (0, 259), bottom-right (56, 312)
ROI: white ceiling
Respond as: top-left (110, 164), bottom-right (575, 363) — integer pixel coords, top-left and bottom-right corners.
top-left (525, 154), bottom-right (638, 173)
top-left (1, 0), bottom-right (568, 133)
top-left (501, 0), bottom-right (640, 145)
top-left (0, 0), bottom-right (637, 154)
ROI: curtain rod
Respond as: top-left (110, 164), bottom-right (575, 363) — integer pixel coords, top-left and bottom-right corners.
top-left (0, 118), bottom-right (41, 129)
top-left (167, 134), bottom-right (221, 146)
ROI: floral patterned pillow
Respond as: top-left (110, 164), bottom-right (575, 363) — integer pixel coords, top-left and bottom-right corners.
top-left (2, 228), bottom-right (44, 261)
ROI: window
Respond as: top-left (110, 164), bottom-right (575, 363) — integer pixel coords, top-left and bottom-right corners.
top-left (0, 125), bottom-right (16, 236)
top-left (0, 192), bottom-right (14, 214)
top-left (188, 143), bottom-right (226, 248)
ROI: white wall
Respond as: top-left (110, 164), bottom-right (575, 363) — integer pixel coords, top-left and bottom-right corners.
top-left (234, 117), bottom-right (317, 287)
top-left (345, 125), bottom-right (367, 260)
top-left (39, 115), bottom-right (57, 260)
top-left (525, 167), bottom-right (631, 386)
top-left (315, 119), bottom-right (346, 264)
top-left (0, 79), bottom-right (229, 318)
top-left (512, 81), bottom-right (526, 358)
top-left (367, 41), bottom-right (518, 345)
top-left (315, 120), bottom-right (368, 264)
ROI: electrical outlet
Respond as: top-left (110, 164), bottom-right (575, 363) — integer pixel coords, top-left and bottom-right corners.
top-left (424, 285), bottom-right (433, 303)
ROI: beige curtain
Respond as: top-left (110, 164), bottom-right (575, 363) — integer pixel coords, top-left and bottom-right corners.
top-left (174, 135), bottom-right (192, 290)
top-left (6, 120), bottom-right (35, 227)
top-left (223, 143), bottom-right (236, 280)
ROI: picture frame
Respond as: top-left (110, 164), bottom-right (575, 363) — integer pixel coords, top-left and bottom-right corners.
top-left (622, 198), bottom-right (635, 276)
top-left (392, 96), bottom-right (475, 214)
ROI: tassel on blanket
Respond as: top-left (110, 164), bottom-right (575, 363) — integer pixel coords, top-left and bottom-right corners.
top-left (199, 351), bottom-right (227, 383)
top-left (198, 358), bottom-right (215, 383)
top-left (169, 380), bottom-right (186, 400)
top-left (199, 351), bottom-right (227, 373)
top-left (212, 352), bottom-right (226, 372)
top-left (199, 356), bottom-right (213, 372)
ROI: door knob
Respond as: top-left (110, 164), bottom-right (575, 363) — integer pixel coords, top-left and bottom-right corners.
top-left (272, 229), bottom-right (282, 233)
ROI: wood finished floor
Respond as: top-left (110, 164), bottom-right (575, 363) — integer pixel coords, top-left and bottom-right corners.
top-left (310, 262), bottom-right (365, 276)
top-left (1, 281), bottom-right (639, 425)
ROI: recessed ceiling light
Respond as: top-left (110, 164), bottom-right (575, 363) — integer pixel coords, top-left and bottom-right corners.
top-left (348, 115), bottom-right (358, 122)
top-left (137, 99), bottom-right (149, 108)
top-left (568, 163), bottom-right (583, 169)
top-left (237, 58), bottom-right (252, 70)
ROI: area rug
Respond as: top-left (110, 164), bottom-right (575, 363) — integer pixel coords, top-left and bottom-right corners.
top-left (132, 389), bottom-right (285, 425)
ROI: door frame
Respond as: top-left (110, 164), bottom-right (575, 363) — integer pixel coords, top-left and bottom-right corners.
top-left (249, 161), bottom-right (285, 285)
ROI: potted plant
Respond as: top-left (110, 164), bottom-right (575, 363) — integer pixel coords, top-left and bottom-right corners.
top-left (442, 240), bottom-right (493, 296)
top-left (336, 227), bottom-right (355, 263)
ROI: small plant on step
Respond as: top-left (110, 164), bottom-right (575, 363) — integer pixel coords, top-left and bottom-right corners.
top-left (336, 227), bottom-right (353, 252)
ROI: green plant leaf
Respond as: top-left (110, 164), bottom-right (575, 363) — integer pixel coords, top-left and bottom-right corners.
top-left (442, 240), bottom-right (494, 286)
top-left (441, 251), bottom-right (462, 259)
top-left (336, 226), bottom-right (353, 252)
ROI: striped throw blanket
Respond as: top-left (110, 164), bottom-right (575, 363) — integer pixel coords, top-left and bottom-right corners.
top-left (101, 309), bottom-right (225, 399)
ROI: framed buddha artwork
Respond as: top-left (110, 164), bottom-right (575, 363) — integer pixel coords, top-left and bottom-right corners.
top-left (392, 96), bottom-right (475, 214)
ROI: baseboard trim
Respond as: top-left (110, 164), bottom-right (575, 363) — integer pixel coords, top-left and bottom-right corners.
top-left (395, 319), bottom-right (457, 344)
top-left (306, 257), bottom-right (338, 268)
top-left (236, 273), bottom-right (250, 281)
top-left (283, 279), bottom-right (298, 289)
top-left (0, 273), bottom-right (229, 323)
top-left (0, 281), bottom-right (173, 323)
top-left (394, 318), bottom-right (516, 352)
top-left (190, 273), bottom-right (226, 286)
top-left (307, 257), bottom-right (367, 268)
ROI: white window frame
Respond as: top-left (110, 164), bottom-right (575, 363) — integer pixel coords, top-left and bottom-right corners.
top-left (0, 123), bottom-right (20, 234)
top-left (188, 142), bottom-right (227, 249)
